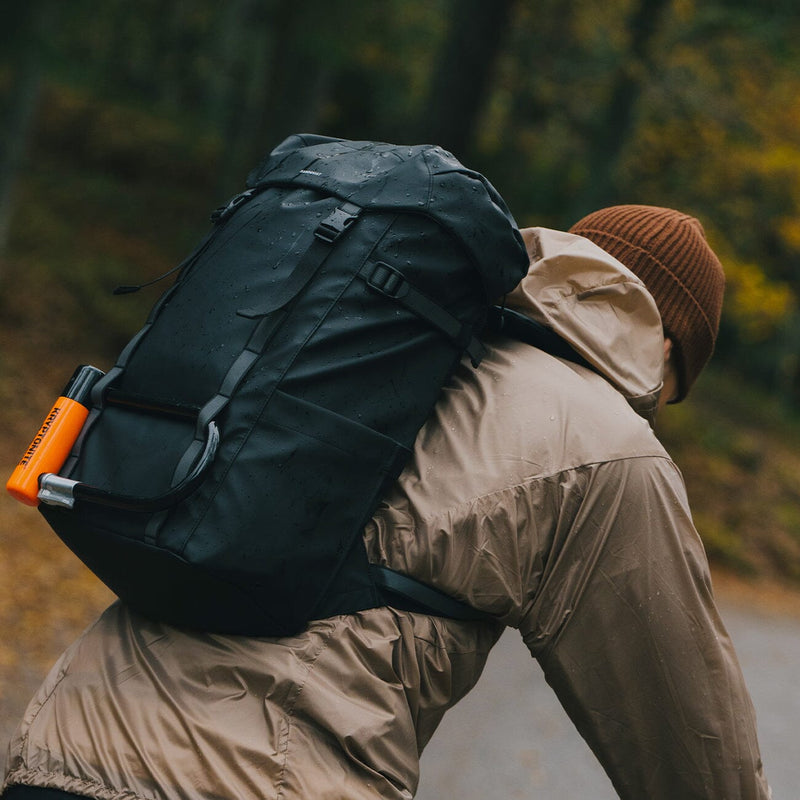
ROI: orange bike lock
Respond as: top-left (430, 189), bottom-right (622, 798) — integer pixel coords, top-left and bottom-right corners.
top-left (6, 365), bottom-right (104, 506)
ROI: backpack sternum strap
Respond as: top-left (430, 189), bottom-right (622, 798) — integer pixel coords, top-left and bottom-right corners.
top-left (361, 261), bottom-right (486, 367)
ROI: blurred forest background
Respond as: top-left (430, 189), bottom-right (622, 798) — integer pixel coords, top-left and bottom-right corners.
top-left (2, 0), bottom-right (800, 731)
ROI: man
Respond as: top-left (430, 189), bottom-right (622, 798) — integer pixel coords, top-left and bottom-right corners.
top-left (2, 205), bottom-right (771, 799)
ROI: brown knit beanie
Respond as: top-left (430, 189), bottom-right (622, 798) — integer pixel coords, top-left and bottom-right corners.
top-left (569, 204), bottom-right (725, 401)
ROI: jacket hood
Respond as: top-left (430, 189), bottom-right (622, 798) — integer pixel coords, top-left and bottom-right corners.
top-left (504, 227), bottom-right (665, 422)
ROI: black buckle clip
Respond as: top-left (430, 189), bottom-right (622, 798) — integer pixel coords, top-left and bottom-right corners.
top-left (211, 188), bottom-right (258, 224)
top-left (315, 203), bottom-right (361, 243)
top-left (366, 262), bottom-right (408, 299)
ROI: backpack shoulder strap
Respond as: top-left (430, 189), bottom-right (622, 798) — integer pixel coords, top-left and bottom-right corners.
top-left (370, 565), bottom-right (495, 621)
top-left (486, 305), bottom-right (591, 369)
top-left (360, 261), bottom-right (487, 367)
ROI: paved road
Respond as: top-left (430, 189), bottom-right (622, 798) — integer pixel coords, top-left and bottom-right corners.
top-left (417, 601), bottom-right (800, 799)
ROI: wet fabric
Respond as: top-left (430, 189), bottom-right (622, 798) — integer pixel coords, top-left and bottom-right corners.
top-left (38, 134), bottom-right (530, 638)
top-left (3, 228), bottom-right (770, 799)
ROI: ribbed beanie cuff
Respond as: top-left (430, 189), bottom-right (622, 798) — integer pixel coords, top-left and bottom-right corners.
top-left (569, 205), bottom-right (725, 401)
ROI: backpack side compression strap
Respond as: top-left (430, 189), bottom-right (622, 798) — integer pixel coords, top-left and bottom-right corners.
top-left (360, 261), bottom-right (486, 367)
top-left (370, 564), bottom-right (494, 621)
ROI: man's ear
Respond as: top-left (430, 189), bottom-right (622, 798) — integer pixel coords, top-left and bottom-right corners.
top-left (660, 337), bottom-right (680, 408)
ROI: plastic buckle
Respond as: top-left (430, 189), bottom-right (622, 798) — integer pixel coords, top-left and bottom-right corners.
top-left (315, 203), bottom-right (361, 243)
top-left (366, 262), bottom-right (407, 299)
top-left (211, 188), bottom-right (258, 224)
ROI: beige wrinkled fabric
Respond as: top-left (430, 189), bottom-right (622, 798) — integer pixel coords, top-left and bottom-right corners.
top-left (509, 227), bottom-right (664, 421)
top-left (4, 228), bottom-right (770, 799)
top-left (5, 605), bottom-right (501, 800)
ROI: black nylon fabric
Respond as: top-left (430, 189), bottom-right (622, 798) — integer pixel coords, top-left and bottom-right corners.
top-left (246, 133), bottom-right (527, 300)
top-left (39, 135), bottom-right (529, 636)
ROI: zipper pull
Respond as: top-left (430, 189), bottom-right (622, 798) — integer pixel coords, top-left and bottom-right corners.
top-left (113, 188), bottom-right (261, 295)
top-left (113, 263), bottom-right (184, 295)
top-left (113, 220), bottom-right (222, 296)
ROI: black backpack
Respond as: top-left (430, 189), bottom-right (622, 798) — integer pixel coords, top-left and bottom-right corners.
top-left (33, 134), bottom-right (530, 636)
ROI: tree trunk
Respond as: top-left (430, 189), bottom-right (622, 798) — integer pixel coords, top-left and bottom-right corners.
top-left (0, 2), bottom-right (48, 261)
top-left (209, 0), bottom-right (269, 198)
top-left (571, 0), bottom-right (672, 217)
top-left (247, 0), bottom-right (334, 167)
top-left (416, 0), bottom-right (519, 160)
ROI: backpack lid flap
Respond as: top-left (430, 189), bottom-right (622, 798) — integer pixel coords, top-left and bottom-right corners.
top-left (246, 134), bottom-right (529, 299)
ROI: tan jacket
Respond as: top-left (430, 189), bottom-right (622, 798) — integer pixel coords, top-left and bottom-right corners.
top-left (4, 228), bottom-right (770, 799)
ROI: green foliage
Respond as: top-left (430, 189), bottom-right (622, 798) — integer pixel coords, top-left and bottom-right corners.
top-left (472, 0), bottom-right (800, 400)
top-left (2, 1), bottom-right (800, 590)
top-left (658, 366), bottom-right (800, 584)
top-left (3, 83), bottom-right (220, 353)
top-left (3, 1), bottom-right (800, 370)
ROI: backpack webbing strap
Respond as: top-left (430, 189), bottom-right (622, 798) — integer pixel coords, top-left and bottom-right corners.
top-left (172, 202), bottom-right (363, 484)
top-left (370, 565), bottom-right (494, 621)
top-left (59, 277), bottom-right (189, 480)
top-left (80, 216), bottom-right (226, 425)
top-left (360, 261), bottom-right (486, 367)
top-left (169, 308), bottom-right (288, 487)
top-left (237, 201), bottom-right (362, 319)
top-left (486, 305), bottom-right (591, 369)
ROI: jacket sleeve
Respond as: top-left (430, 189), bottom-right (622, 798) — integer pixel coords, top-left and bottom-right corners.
top-left (518, 455), bottom-right (772, 800)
